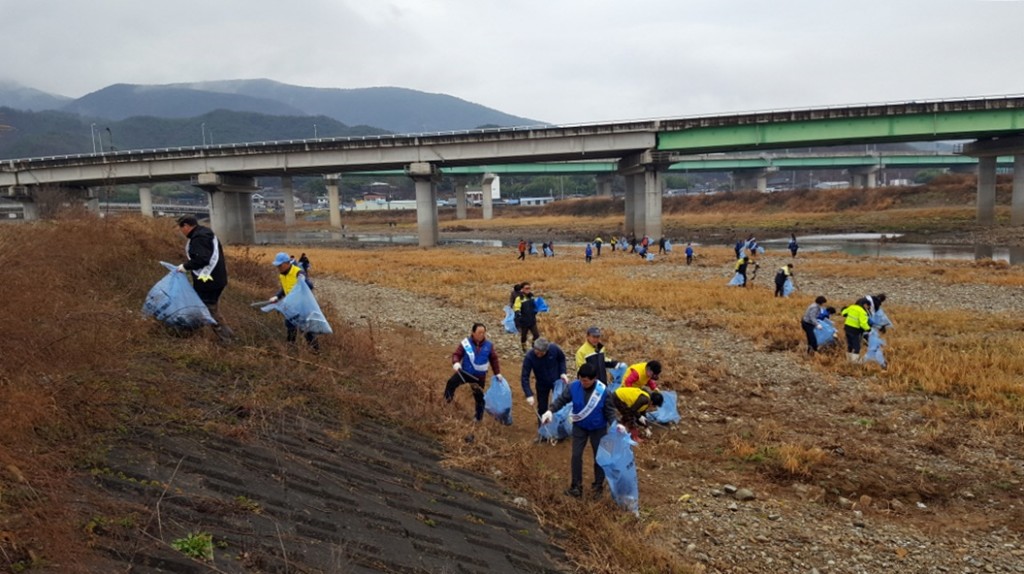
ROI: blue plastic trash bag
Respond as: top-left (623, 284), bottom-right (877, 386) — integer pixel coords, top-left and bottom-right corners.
top-left (864, 331), bottom-right (887, 368)
top-left (502, 305), bottom-right (517, 333)
top-left (815, 319), bottom-right (838, 348)
top-left (869, 308), bottom-right (893, 330)
top-left (645, 253), bottom-right (655, 262)
top-left (728, 272), bottom-right (745, 286)
top-left (142, 261), bottom-right (216, 329)
top-left (543, 247), bottom-right (553, 257)
top-left (538, 403), bottom-right (572, 442)
top-left (648, 390), bottom-right (680, 424)
top-left (484, 375), bottom-right (513, 425)
top-left (608, 363), bottom-right (627, 392)
top-left (534, 296), bottom-right (549, 313)
top-left (664, 240), bottom-right (673, 253)
top-left (261, 277), bottom-right (333, 334)
top-left (596, 427), bottom-right (639, 515)
top-left (783, 277), bottom-right (795, 297)
top-left (756, 246), bottom-right (765, 255)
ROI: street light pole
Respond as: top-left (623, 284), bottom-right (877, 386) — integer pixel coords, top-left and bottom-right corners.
top-left (313, 123), bottom-right (318, 138)
top-left (90, 123), bottom-right (97, 154)
top-left (201, 123), bottom-right (207, 146)
top-left (105, 127), bottom-right (113, 152)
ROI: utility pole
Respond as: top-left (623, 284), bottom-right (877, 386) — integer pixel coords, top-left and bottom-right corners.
top-left (90, 123), bottom-right (97, 153)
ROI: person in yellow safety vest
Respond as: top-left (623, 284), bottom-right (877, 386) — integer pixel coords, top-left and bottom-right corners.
top-left (621, 361), bottom-right (662, 392)
top-left (611, 387), bottom-right (664, 440)
top-left (774, 263), bottom-right (795, 297)
top-left (269, 252), bottom-right (319, 350)
top-left (841, 301), bottom-right (872, 362)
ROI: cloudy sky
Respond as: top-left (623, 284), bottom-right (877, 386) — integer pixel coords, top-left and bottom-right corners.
top-left (3, 0), bottom-right (1023, 124)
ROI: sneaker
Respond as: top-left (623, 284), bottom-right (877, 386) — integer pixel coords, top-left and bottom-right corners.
top-left (563, 485), bottom-right (583, 498)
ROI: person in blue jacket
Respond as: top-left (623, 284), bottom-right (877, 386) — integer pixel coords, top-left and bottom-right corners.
top-left (521, 338), bottom-right (568, 420)
top-left (540, 363), bottom-right (618, 498)
top-left (685, 243), bottom-right (694, 265)
top-left (445, 323), bottom-right (506, 422)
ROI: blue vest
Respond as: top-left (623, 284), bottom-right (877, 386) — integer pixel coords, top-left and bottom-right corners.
top-left (570, 381), bottom-right (608, 431)
top-left (460, 338), bottom-right (493, 379)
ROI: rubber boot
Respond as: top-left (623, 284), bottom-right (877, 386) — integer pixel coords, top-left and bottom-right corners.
top-left (847, 352), bottom-right (860, 363)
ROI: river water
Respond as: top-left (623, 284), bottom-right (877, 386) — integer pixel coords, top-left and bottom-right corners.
top-left (256, 231), bottom-right (1024, 265)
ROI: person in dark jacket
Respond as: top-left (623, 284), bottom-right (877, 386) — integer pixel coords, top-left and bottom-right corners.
top-left (176, 216), bottom-right (232, 341)
top-left (541, 363), bottom-right (618, 498)
top-left (513, 282), bottom-right (541, 352)
top-left (520, 338), bottom-right (568, 420)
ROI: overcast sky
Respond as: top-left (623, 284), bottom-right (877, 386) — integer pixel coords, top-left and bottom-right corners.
top-left (2, 0), bottom-right (1023, 124)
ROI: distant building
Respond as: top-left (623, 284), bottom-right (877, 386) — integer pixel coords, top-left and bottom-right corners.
top-left (520, 196), bottom-right (555, 207)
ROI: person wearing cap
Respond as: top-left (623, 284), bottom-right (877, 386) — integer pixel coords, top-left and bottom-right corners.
top-left (269, 251), bottom-right (318, 349)
top-left (520, 338), bottom-right (568, 420)
top-left (445, 323), bottom-right (506, 422)
top-left (611, 386), bottom-right (664, 441)
top-left (540, 363), bottom-right (618, 498)
top-left (175, 215), bottom-right (232, 341)
top-left (575, 326), bottom-right (620, 386)
top-left (621, 360), bottom-right (662, 392)
top-left (512, 282), bottom-right (541, 353)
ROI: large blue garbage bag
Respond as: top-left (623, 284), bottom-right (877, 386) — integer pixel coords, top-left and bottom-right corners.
top-left (142, 261), bottom-right (216, 329)
top-left (543, 246), bottom-right (553, 257)
top-left (728, 272), bottom-right (745, 286)
top-left (864, 331), bottom-right (887, 368)
top-left (596, 427), bottom-right (639, 515)
top-left (483, 376), bottom-right (513, 425)
top-left (782, 277), bottom-right (795, 297)
top-left (533, 296), bottom-right (549, 313)
top-left (869, 308), bottom-right (893, 330)
top-left (502, 305), bottom-right (517, 333)
top-left (815, 318), bottom-right (838, 348)
top-left (538, 403), bottom-right (572, 441)
top-left (607, 363), bottom-right (627, 393)
top-left (648, 390), bottom-right (680, 424)
top-left (664, 240), bottom-right (673, 253)
top-left (261, 278), bottom-right (333, 334)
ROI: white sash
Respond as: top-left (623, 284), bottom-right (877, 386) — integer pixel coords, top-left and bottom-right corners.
top-left (461, 338), bottom-right (489, 372)
top-left (185, 234), bottom-right (220, 281)
top-left (571, 381), bottom-right (606, 423)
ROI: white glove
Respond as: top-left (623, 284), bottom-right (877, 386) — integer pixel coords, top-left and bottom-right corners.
top-left (452, 363), bottom-right (462, 372)
top-left (615, 423), bottom-right (627, 434)
top-left (638, 415), bottom-right (648, 426)
top-left (540, 411), bottom-right (553, 425)
top-left (176, 264), bottom-right (186, 273)
top-left (526, 396), bottom-right (535, 406)
top-left (269, 296), bottom-right (279, 303)
top-left (616, 362), bottom-right (628, 370)
top-left (497, 374), bottom-right (507, 384)
top-left (559, 374), bottom-right (569, 384)
top-left (643, 428), bottom-right (652, 438)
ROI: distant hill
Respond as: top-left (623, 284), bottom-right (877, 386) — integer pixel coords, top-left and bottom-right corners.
top-left (0, 107), bottom-right (388, 159)
top-left (0, 80), bottom-right (71, 111)
top-left (62, 83), bottom-right (308, 120)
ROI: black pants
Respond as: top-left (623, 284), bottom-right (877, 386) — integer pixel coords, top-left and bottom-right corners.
top-left (520, 322), bottom-right (539, 347)
top-left (775, 279), bottom-right (786, 297)
top-left (285, 319), bottom-right (319, 350)
top-left (844, 325), bottom-right (864, 354)
top-left (686, 255), bottom-right (692, 265)
top-left (801, 320), bottom-right (818, 352)
top-left (518, 251), bottom-right (525, 260)
top-left (570, 424), bottom-right (607, 489)
top-left (534, 379), bottom-right (556, 419)
top-left (596, 245), bottom-right (601, 256)
top-left (444, 371), bottom-right (485, 421)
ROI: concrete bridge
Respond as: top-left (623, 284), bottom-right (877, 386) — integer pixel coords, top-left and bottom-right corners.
top-left (3, 94), bottom-right (1024, 245)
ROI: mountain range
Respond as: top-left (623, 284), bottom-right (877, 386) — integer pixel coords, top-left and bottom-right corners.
top-left (0, 79), bottom-right (542, 159)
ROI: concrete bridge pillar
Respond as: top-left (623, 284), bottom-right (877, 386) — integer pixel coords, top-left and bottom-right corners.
top-left (324, 174), bottom-right (342, 229)
top-left (455, 182), bottom-right (468, 220)
top-left (623, 174), bottom-right (636, 236)
top-left (850, 166), bottom-right (880, 189)
top-left (641, 168), bottom-right (663, 240)
top-left (481, 173), bottom-right (497, 220)
top-left (193, 173), bottom-right (258, 244)
top-left (596, 174), bottom-right (614, 198)
top-left (1013, 154), bottom-right (1024, 226)
top-left (281, 176), bottom-right (296, 227)
top-left (21, 200), bottom-right (38, 221)
top-left (139, 185), bottom-right (154, 217)
top-left (619, 151), bottom-right (667, 239)
top-left (407, 162), bottom-right (441, 247)
top-left (977, 156), bottom-right (997, 225)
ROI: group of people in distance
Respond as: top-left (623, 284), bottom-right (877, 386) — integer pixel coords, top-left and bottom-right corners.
top-left (444, 319), bottom-right (666, 500)
top-left (802, 293), bottom-right (889, 363)
top-left (516, 239), bottom-right (556, 259)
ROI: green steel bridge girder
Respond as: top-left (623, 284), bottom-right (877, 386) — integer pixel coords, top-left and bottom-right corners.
top-left (656, 109), bottom-right (1024, 154)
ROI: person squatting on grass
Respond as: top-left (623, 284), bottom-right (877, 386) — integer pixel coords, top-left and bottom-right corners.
top-left (513, 282), bottom-right (541, 352)
top-left (622, 360), bottom-right (662, 392)
top-left (445, 323), bottom-right (506, 422)
top-left (611, 386), bottom-right (664, 441)
top-left (269, 252), bottom-right (319, 350)
top-left (175, 215), bottom-right (233, 341)
top-left (841, 300), bottom-right (872, 362)
top-left (802, 296), bottom-right (829, 354)
top-left (520, 338), bottom-right (568, 421)
top-left (541, 363), bottom-right (618, 498)
top-left (575, 326), bottom-right (622, 387)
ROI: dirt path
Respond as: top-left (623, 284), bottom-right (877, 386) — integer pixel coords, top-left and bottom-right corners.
top-left (315, 264), bottom-right (1024, 574)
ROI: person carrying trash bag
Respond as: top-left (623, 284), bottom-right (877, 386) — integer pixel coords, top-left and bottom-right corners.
top-left (774, 263), bottom-right (795, 297)
top-left (841, 300), bottom-right (872, 363)
top-left (513, 282), bottom-right (541, 353)
top-left (267, 252), bottom-right (321, 350)
top-left (520, 338), bottom-right (568, 422)
top-left (445, 323), bottom-right (506, 423)
top-left (801, 296), bottom-right (830, 354)
top-left (175, 216), bottom-right (232, 341)
top-left (610, 386), bottom-right (663, 442)
top-left (540, 363), bottom-right (617, 499)
top-left (574, 326), bottom-right (621, 389)
top-left (143, 261), bottom-right (218, 331)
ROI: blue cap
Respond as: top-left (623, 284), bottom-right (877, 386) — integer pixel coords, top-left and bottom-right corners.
top-left (272, 252), bottom-right (290, 266)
